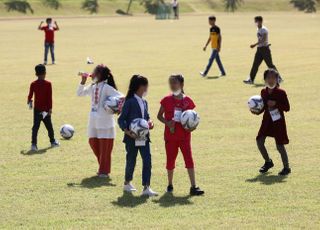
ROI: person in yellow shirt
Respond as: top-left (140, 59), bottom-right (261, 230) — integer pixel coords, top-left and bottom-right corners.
top-left (200, 16), bottom-right (226, 77)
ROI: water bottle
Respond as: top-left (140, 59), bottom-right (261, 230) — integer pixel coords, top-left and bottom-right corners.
top-left (78, 71), bottom-right (92, 78)
top-left (28, 100), bottom-right (33, 110)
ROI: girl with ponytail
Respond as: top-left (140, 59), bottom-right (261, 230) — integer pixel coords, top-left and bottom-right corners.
top-left (77, 64), bottom-right (123, 178)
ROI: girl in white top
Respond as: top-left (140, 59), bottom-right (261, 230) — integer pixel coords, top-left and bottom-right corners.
top-left (77, 65), bottom-right (123, 178)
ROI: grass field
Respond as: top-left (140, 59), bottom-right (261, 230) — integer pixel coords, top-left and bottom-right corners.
top-left (0, 12), bottom-right (320, 229)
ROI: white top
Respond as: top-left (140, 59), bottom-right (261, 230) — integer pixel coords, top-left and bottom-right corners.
top-left (257, 26), bottom-right (269, 47)
top-left (172, 0), bottom-right (178, 7)
top-left (134, 94), bottom-right (145, 118)
top-left (77, 82), bottom-right (123, 138)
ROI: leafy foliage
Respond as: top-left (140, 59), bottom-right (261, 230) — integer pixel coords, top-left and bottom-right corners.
top-left (223, 0), bottom-right (243, 12)
top-left (290, 0), bottom-right (319, 13)
top-left (82, 0), bottom-right (99, 14)
top-left (42, 0), bottom-right (61, 10)
top-left (140, 0), bottom-right (164, 15)
top-left (4, 0), bottom-right (34, 14)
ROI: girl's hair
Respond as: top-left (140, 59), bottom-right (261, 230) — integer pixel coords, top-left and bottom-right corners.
top-left (263, 68), bottom-right (279, 80)
top-left (169, 74), bottom-right (185, 94)
top-left (126, 75), bottom-right (148, 99)
top-left (94, 64), bottom-right (117, 90)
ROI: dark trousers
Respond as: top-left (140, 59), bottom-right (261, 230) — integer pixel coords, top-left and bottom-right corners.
top-left (44, 42), bottom-right (55, 63)
top-left (32, 109), bottom-right (55, 145)
top-left (125, 141), bottom-right (151, 186)
top-left (204, 49), bottom-right (226, 76)
top-left (173, 6), bottom-right (179, 19)
top-left (250, 46), bottom-right (278, 81)
top-left (257, 136), bottom-right (289, 168)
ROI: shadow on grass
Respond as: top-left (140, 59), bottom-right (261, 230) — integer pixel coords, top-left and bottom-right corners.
top-left (206, 76), bottom-right (220, 80)
top-left (253, 83), bottom-right (265, 87)
top-left (67, 176), bottom-right (116, 188)
top-left (20, 147), bottom-right (52, 155)
top-left (153, 192), bottom-right (193, 207)
top-left (245, 173), bottom-right (287, 185)
top-left (111, 192), bottom-right (148, 208)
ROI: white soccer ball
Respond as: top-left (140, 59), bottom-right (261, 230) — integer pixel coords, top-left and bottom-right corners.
top-left (60, 124), bottom-right (75, 140)
top-left (103, 96), bottom-right (122, 113)
top-left (248, 95), bottom-right (264, 113)
top-left (180, 110), bottom-right (200, 130)
top-left (130, 118), bottom-right (149, 138)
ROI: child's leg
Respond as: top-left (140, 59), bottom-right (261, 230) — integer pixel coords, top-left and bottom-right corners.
top-left (42, 115), bottom-right (55, 143)
top-left (49, 43), bottom-right (55, 62)
top-left (165, 141), bottom-right (179, 185)
top-left (139, 142), bottom-right (152, 187)
top-left (180, 140), bottom-right (196, 186)
top-left (215, 53), bottom-right (226, 75)
top-left (256, 136), bottom-right (271, 161)
top-left (276, 144), bottom-right (289, 168)
top-left (89, 138), bottom-right (100, 162)
top-left (44, 43), bottom-right (49, 63)
top-left (31, 110), bottom-right (42, 145)
top-left (98, 139), bottom-right (114, 175)
top-left (204, 49), bottom-right (218, 76)
top-left (125, 142), bottom-right (139, 184)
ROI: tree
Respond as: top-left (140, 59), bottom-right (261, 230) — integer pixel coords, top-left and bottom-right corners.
top-left (4, 0), bottom-right (34, 14)
top-left (82, 0), bottom-right (99, 14)
top-left (126, 0), bottom-right (134, 14)
top-left (42, 0), bottom-right (61, 10)
top-left (290, 0), bottom-right (319, 13)
top-left (223, 0), bottom-right (243, 12)
top-left (140, 0), bottom-right (163, 15)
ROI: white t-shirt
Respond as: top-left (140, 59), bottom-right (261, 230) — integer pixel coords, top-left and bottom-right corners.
top-left (134, 94), bottom-right (145, 118)
top-left (257, 26), bottom-right (269, 47)
top-left (172, 0), bottom-right (178, 7)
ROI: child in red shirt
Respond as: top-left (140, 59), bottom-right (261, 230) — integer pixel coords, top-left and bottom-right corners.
top-left (157, 74), bottom-right (204, 196)
top-left (38, 18), bottom-right (59, 65)
top-left (252, 69), bottom-right (291, 176)
top-left (27, 64), bottom-right (59, 151)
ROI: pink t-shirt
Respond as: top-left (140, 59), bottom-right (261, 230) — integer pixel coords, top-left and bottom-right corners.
top-left (160, 94), bottom-right (195, 141)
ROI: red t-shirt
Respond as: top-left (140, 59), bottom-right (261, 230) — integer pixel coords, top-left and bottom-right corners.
top-left (41, 26), bottom-right (58, 43)
top-left (27, 79), bottom-right (52, 112)
top-left (160, 94), bottom-right (195, 141)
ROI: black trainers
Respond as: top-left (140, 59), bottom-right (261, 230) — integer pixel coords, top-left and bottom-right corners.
top-left (167, 184), bottom-right (173, 193)
top-left (259, 160), bottom-right (274, 173)
top-left (190, 186), bottom-right (204, 196)
top-left (243, 78), bottom-right (254, 85)
top-left (278, 168), bottom-right (291, 176)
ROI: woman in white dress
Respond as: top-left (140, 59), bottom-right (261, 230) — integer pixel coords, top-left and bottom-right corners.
top-left (77, 65), bottom-right (123, 178)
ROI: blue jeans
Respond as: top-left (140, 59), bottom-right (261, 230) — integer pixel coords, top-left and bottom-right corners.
top-left (44, 42), bottom-right (55, 63)
top-left (204, 49), bottom-right (226, 76)
top-left (125, 141), bottom-right (152, 186)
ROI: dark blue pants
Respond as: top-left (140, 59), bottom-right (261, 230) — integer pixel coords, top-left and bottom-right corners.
top-left (44, 42), bottom-right (55, 63)
top-left (125, 141), bottom-right (151, 186)
top-left (204, 49), bottom-right (226, 76)
top-left (32, 109), bottom-right (55, 145)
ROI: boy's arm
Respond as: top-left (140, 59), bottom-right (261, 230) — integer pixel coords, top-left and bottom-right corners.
top-left (203, 35), bottom-right (211, 51)
top-left (54, 21), bottom-right (59, 31)
top-left (217, 34), bottom-right (222, 52)
top-left (27, 83), bottom-right (34, 103)
top-left (38, 21), bottom-right (44, 30)
top-left (48, 83), bottom-right (52, 113)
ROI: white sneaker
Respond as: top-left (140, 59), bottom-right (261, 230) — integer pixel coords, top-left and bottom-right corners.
top-left (142, 187), bottom-right (158, 197)
top-left (98, 174), bottom-right (109, 178)
top-left (31, 144), bottom-right (38, 152)
top-left (123, 183), bottom-right (137, 192)
top-left (199, 71), bottom-right (206, 77)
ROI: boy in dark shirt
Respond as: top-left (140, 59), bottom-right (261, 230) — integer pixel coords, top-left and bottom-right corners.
top-left (28, 64), bottom-right (59, 151)
top-left (38, 18), bottom-right (59, 65)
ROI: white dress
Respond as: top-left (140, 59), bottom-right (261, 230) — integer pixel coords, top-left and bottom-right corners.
top-left (77, 81), bottom-right (123, 139)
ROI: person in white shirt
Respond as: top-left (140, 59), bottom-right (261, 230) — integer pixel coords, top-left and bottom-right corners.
top-left (244, 16), bottom-right (282, 84)
top-left (77, 65), bottom-right (123, 178)
top-left (172, 0), bottom-right (179, 19)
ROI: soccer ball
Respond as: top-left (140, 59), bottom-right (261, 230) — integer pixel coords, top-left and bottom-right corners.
top-left (180, 110), bottom-right (200, 130)
top-left (130, 118), bottom-right (149, 138)
top-left (248, 95), bottom-right (264, 113)
top-left (103, 96), bottom-right (123, 113)
top-left (60, 124), bottom-right (75, 140)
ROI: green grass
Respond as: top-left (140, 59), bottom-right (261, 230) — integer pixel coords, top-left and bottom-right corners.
top-left (0, 12), bottom-right (320, 229)
top-left (0, 0), bottom-right (307, 17)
